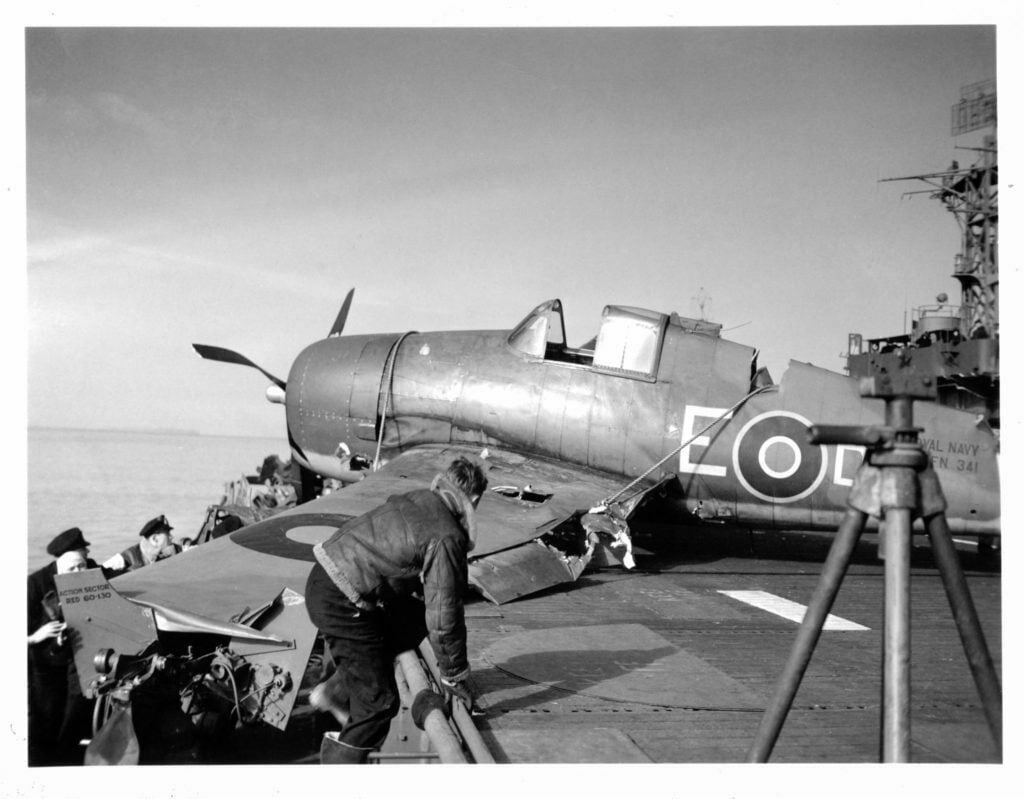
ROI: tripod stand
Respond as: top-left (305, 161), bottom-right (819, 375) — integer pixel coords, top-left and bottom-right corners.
top-left (747, 380), bottom-right (1002, 762)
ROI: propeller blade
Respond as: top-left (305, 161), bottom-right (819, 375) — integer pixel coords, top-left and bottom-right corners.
top-left (192, 344), bottom-right (286, 390)
top-left (328, 288), bottom-right (355, 337)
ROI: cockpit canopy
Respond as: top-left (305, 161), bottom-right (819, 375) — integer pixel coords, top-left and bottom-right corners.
top-left (507, 299), bottom-right (669, 381)
top-left (507, 299), bottom-right (567, 359)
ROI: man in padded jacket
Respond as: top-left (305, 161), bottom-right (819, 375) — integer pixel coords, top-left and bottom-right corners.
top-left (304, 455), bottom-right (488, 763)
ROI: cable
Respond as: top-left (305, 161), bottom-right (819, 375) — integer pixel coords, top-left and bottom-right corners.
top-left (374, 331), bottom-right (416, 471)
top-left (600, 384), bottom-right (776, 508)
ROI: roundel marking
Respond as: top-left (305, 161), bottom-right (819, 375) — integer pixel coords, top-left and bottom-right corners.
top-left (229, 512), bottom-right (355, 562)
top-left (758, 436), bottom-right (802, 479)
top-left (731, 411), bottom-right (827, 503)
top-left (286, 525), bottom-right (342, 545)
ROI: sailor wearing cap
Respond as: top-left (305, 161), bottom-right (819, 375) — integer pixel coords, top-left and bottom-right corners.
top-left (102, 515), bottom-right (180, 577)
top-left (27, 527), bottom-right (99, 765)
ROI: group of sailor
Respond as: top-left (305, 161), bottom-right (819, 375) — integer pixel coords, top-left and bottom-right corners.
top-left (26, 516), bottom-right (180, 766)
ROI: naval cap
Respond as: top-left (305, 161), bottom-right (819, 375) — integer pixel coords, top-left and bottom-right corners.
top-left (46, 526), bottom-right (91, 558)
top-left (139, 514), bottom-right (173, 537)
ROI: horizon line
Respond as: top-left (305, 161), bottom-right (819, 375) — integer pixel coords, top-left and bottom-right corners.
top-left (27, 424), bottom-right (287, 440)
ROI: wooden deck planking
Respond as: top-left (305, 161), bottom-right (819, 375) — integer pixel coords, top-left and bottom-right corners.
top-left (466, 548), bottom-right (1001, 763)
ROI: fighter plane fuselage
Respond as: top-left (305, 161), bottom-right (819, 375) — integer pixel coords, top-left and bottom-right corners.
top-left (284, 300), bottom-right (999, 536)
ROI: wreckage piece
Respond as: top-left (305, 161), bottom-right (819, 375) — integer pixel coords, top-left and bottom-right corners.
top-left (55, 568), bottom-right (317, 763)
top-left (54, 442), bottom-right (669, 750)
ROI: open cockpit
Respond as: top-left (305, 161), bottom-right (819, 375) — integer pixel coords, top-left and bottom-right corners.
top-left (507, 299), bottom-right (672, 381)
top-left (507, 298), bottom-right (730, 383)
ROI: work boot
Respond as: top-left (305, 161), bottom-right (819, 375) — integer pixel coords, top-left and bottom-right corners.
top-left (320, 732), bottom-right (373, 764)
top-left (309, 681), bottom-right (351, 726)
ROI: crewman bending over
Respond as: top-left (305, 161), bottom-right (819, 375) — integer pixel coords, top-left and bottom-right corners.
top-left (304, 456), bottom-right (487, 763)
top-left (102, 515), bottom-right (179, 576)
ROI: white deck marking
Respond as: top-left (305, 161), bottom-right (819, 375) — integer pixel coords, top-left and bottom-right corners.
top-left (718, 590), bottom-right (869, 631)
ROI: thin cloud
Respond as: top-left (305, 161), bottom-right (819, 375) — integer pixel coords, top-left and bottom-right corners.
top-left (93, 92), bottom-right (169, 139)
top-left (27, 232), bottom-right (113, 265)
top-left (28, 230), bottom-right (217, 274)
top-left (27, 91), bottom-right (170, 140)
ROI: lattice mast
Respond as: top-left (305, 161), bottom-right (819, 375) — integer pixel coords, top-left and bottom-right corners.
top-left (944, 80), bottom-right (998, 340)
top-left (846, 81), bottom-right (998, 426)
top-left (881, 80), bottom-right (998, 340)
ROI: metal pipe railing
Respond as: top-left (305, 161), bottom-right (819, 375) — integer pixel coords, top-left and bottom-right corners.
top-left (395, 650), bottom-right (467, 763)
top-left (416, 641), bottom-right (496, 764)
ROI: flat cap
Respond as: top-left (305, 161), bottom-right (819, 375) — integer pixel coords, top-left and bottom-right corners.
top-left (139, 515), bottom-right (173, 538)
top-left (46, 526), bottom-right (91, 558)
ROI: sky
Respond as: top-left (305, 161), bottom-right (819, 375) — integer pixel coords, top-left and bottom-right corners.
top-left (19, 18), bottom-right (1006, 443)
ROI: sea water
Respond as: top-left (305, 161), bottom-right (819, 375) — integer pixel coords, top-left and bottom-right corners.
top-left (27, 428), bottom-right (288, 572)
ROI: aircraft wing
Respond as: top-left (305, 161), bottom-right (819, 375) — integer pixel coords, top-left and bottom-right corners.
top-left (306, 443), bottom-right (637, 602)
top-left (310, 443), bottom-right (630, 557)
top-left (109, 443), bottom-right (634, 620)
top-left (311, 442), bottom-right (634, 598)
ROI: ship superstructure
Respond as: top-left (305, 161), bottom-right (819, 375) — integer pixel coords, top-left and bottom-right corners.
top-left (846, 80), bottom-right (998, 427)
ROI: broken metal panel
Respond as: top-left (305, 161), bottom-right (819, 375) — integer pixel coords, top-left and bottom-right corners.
top-left (469, 539), bottom-right (587, 605)
top-left (138, 600), bottom-right (288, 642)
top-left (471, 473), bottom-right (681, 604)
top-left (229, 589), bottom-right (319, 730)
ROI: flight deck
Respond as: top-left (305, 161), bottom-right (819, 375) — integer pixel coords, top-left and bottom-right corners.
top-left (223, 529), bottom-right (1001, 764)
top-left (467, 530), bottom-right (1001, 763)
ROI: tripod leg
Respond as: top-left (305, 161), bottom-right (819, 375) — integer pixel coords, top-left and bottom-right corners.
top-left (924, 512), bottom-right (1002, 754)
top-left (747, 507), bottom-right (868, 762)
top-left (881, 507), bottom-right (912, 762)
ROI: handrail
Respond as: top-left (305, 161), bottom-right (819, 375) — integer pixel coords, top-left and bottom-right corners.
top-left (416, 642), bottom-right (496, 764)
top-left (395, 650), bottom-right (467, 763)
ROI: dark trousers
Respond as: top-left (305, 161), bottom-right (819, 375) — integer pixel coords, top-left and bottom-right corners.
top-left (28, 659), bottom-right (92, 766)
top-left (304, 563), bottom-right (427, 753)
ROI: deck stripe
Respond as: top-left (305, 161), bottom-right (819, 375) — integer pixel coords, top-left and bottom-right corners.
top-left (718, 590), bottom-right (869, 631)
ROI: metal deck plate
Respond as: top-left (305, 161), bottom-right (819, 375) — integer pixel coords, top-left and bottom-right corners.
top-left (486, 727), bottom-right (653, 763)
top-left (606, 575), bottom-right (749, 619)
top-left (483, 623), bottom-right (764, 710)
